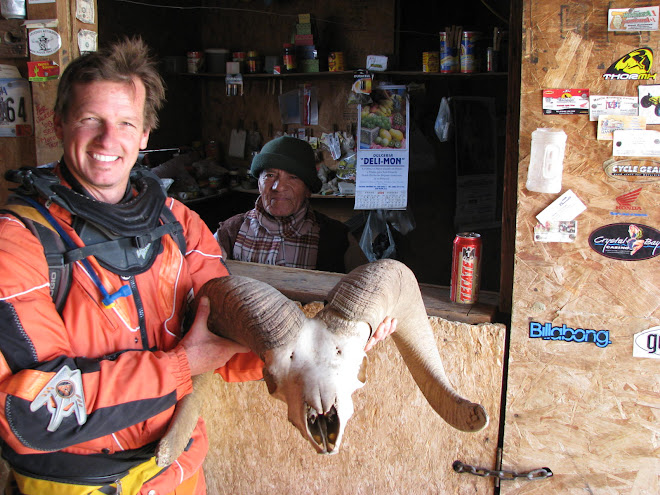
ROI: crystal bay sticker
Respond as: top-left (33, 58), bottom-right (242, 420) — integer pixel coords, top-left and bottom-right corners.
top-left (588, 223), bottom-right (660, 260)
top-left (602, 47), bottom-right (657, 81)
top-left (529, 322), bottom-right (612, 348)
top-left (633, 326), bottom-right (660, 359)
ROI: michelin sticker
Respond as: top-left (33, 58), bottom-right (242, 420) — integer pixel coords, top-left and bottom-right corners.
top-left (602, 48), bottom-right (656, 81)
top-left (633, 326), bottom-right (660, 359)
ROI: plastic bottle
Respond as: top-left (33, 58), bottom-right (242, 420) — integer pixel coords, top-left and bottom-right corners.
top-left (525, 128), bottom-right (567, 193)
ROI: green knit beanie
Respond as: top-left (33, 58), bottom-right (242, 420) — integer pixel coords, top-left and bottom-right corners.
top-left (250, 136), bottom-right (322, 193)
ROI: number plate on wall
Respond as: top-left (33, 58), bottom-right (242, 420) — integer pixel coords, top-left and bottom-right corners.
top-left (0, 78), bottom-right (33, 137)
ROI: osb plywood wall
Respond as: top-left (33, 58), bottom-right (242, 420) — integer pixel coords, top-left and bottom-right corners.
top-left (503, 1), bottom-right (660, 494)
top-left (201, 303), bottom-right (506, 494)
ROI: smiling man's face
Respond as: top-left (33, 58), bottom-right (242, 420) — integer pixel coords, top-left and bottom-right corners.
top-left (258, 168), bottom-right (311, 217)
top-left (54, 78), bottom-right (150, 204)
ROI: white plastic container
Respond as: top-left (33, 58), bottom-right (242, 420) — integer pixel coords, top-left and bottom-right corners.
top-left (525, 128), bottom-right (567, 193)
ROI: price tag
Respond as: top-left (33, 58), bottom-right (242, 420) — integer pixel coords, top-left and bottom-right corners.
top-left (0, 79), bottom-right (33, 137)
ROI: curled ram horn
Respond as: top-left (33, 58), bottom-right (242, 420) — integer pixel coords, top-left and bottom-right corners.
top-left (156, 259), bottom-right (487, 465)
top-left (317, 258), bottom-right (488, 433)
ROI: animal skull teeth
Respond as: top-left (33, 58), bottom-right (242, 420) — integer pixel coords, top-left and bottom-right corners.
top-left (306, 403), bottom-right (340, 453)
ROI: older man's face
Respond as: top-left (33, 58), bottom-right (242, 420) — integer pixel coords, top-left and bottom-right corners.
top-left (258, 168), bottom-right (311, 217)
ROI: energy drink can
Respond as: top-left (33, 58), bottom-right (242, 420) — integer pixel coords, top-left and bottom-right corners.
top-left (460, 31), bottom-right (479, 73)
top-left (450, 232), bottom-right (481, 304)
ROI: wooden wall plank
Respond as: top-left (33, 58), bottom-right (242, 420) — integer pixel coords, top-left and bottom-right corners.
top-left (503, 1), bottom-right (660, 493)
top-left (202, 303), bottom-right (506, 495)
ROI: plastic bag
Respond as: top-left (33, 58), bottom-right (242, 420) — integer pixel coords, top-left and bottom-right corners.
top-left (359, 210), bottom-right (396, 262)
top-left (434, 97), bottom-right (451, 142)
top-left (386, 208), bottom-right (416, 235)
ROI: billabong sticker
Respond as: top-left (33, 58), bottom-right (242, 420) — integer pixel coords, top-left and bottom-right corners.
top-left (602, 47), bottom-right (657, 80)
top-left (529, 321), bottom-right (612, 347)
top-left (589, 223), bottom-right (660, 260)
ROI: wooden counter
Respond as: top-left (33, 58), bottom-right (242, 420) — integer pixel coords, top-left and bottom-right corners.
top-left (225, 260), bottom-right (499, 324)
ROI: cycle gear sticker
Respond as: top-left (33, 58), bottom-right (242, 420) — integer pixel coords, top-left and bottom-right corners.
top-left (602, 47), bottom-right (656, 81)
top-left (30, 365), bottom-right (87, 432)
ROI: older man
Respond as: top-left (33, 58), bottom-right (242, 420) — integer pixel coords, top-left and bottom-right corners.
top-left (216, 136), bottom-right (367, 273)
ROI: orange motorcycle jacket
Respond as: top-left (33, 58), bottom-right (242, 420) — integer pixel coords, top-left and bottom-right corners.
top-left (0, 163), bottom-right (264, 493)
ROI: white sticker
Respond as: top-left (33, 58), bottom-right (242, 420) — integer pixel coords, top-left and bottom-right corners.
top-left (534, 220), bottom-right (577, 243)
top-left (536, 189), bottom-right (587, 225)
top-left (613, 129), bottom-right (660, 157)
top-left (28, 28), bottom-right (61, 56)
top-left (589, 95), bottom-right (639, 122)
top-left (633, 326), bottom-right (660, 359)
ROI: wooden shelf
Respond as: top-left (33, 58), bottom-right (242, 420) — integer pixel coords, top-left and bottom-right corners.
top-left (175, 70), bottom-right (508, 80)
top-left (226, 260), bottom-right (499, 324)
top-left (232, 186), bottom-right (354, 199)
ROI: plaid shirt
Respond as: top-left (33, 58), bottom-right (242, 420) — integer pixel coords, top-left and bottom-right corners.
top-left (232, 198), bottom-right (321, 269)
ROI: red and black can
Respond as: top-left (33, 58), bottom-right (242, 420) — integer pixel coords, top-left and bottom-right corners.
top-left (450, 232), bottom-right (481, 304)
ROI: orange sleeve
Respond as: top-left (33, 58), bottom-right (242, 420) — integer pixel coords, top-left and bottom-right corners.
top-left (215, 351), bottom-right (264, 382)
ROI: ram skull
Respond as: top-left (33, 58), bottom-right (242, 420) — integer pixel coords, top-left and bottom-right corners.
top-left (156, 259), bottom-right (488, 465)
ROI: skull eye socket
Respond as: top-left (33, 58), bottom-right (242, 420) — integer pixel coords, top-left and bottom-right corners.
top-left (264, 369), bottom-right (277, 395)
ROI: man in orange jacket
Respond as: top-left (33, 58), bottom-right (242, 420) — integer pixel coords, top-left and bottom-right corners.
top-left (0, 36), bottom-right (396, 495)
top-left (0, 37), bottom-right (263, 495)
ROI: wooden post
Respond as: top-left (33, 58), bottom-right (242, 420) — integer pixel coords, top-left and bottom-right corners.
top-left (26, 0), bottom-right (97, 165)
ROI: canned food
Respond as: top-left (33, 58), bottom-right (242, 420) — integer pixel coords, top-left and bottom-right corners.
top-left (187, 51), bottom-right (203, 73)
top-left (422, 51), bottom-right (439, 72)
top-left (328, 51), bottom-right (345, 71)
top-left (460, 31), bottom-right (479, 73)
top-left (439, 32), bottom-right (457, 73)
top-left (450, 232), bottom-right (482, 304)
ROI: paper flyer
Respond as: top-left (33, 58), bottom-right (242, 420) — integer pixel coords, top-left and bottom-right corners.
top-left (534, 221), bottom-right (577, 243)
top-left (597, 115), bottom-right (646, 140)
top-left (608, 7), bottom-right (659, 32)
top-left (588, 95), bottom-right (639, 121)
top-left (356, 85), bottom-right (409, 210)
top-left (542, 88), bottom-right (589, 115)
top-left (638, 84), bottom-right (660, 124)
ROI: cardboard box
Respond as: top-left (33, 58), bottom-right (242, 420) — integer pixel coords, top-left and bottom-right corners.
top-left (296, 23), bottom-right (312, 35)
top-left (300, 59), bottom-right (320, 73)
top-left (294, 34), bottom-right (314, 46)
top-left (298, 13), bottom-right (311, 23)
